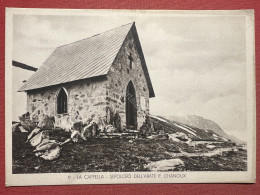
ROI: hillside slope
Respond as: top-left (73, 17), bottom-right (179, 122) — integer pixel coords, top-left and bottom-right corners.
top-left (163, 115), bottom-right (243, 143)
top-left (150, 115), bottom-right (230, 142)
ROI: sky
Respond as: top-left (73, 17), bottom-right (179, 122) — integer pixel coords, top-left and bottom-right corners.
top-left (12, 12), bottom-right (247, 140)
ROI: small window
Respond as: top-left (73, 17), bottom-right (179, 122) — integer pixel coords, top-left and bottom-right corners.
top-left (57, 88), bottom-right (67, 114)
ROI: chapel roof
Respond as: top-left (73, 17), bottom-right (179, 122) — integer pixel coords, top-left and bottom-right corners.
top-left (19, 22), bottom-right (155, 98)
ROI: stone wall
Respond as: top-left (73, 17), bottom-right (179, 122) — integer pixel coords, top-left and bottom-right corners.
top-left (105, 28), bottom-right (150, 130)
top-left (26, 78), bottom-right (107, 129)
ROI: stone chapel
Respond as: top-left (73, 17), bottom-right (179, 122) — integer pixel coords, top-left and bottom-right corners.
top-left (19, 22), bottom-right (155, 131)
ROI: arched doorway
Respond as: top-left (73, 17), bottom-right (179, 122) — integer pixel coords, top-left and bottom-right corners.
top-left (126, 81), bottom-right (137, 129)
top-left (57, 88), bottom-right (68, 114)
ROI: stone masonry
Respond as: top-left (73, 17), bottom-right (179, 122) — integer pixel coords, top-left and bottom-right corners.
top-left (26, 26), bottom-right (151, 131)
top-left (105, 29), bottom-right (150, 130)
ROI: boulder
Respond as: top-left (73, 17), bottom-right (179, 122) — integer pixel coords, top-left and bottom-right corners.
top-left (12, 123), bottom-right (21, 132)
top-left (48, 129), bottom-right (71, 142)
top-left (168, 132), bottom-right (191, 143)
top-left (59, 138), bottom-right (71, 145)
top-left (147, 135), bottom-right (158, 139)
top-left (30, 132), bottom-right (44, 147)
top-left (72, 121), bottom-right (84, 132)
top-left (105, 124), bottom-right (116, 133)
top-left (97, 116), bottom-right (107, 132)
top-left (140, 115), bottom-right (155, 135)
top-left (150, 122), bottom-right (155, 132)
top-left (145, 159), bottom-right (184, 171)
top-left (71, 130), bottom-right (81, 142)
top-left (139, 124), bottom-right (149, 135)
top-left (29, 131), bottom-right (49, 147)
top-left (81, 127), bottom-right (91, 139)
top-left (83, 114), bottom-right (96, 126)
top-left (83, 115), bottom-right (106, 132)
top-left (168, 134), bottom-right (180, 142)
top-left (158, 129), bottom-right (166, 135)
top-left (27, 127), bottom-right (41, 140)
top-left (54, 115), bottom-right (73, 131)
top-left (18, 126), bottom-right (29, 133)
top-left (81, 122), bottom-right (98, 139)
top-left (145, 115), bottom-right (155, 132)
top-left (113, 113), bottom-right (122, 132)
top-left (91, 123), bottom-right (98, 137)
top-left (39, 146), bottom-right (61, 160)
top-left (106, 107), bottom-right (114, 124)
top-left (21, 112), bottom-right (30, 118)
top-left (34, 140), bottom-right (58, 152)
top-left (38, 115), bottom-right (55, 130)
top-left (19, 116), bottom-right (37, 132)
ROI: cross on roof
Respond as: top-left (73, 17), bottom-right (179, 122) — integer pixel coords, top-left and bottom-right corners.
top-left (128, 53), bottom-right (133, 69)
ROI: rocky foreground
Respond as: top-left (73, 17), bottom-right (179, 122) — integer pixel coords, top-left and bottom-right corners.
top-left (12, 114), bottom-right (247, 173)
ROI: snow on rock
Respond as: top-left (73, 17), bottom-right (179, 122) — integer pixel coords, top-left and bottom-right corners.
top-left (213, 134), bottom-right (218, 138)
top-left (150, 115), bottom-right (169, 123)
top-left (206, 145), bottom-right (216, 149)
top-left (168, 132), bottom-right (191, 143)
top-left (145, 159), bottom-right (184, 171)
top-left (221, 137), bottom-right (229, 142)
top-left (173, 124), bottom-right (196, 136)
top-left (180, 124), bottom-right (196, 132)
top-left (203, 148), bottom-right (233, 157)
top-left (59, 138), bottom-right (71, 145)
top-left (147, 135), bottom-right (158, 139)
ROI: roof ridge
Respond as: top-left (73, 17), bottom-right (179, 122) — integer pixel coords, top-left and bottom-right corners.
top-left (57, 22), bottom-right (135, 49)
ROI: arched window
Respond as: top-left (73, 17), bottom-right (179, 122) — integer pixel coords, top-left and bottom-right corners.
top-left (57, 88), bottom-right (67, 114)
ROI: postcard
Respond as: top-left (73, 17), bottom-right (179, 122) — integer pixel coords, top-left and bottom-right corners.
top-left (5, 8), bottom-right (255, 186)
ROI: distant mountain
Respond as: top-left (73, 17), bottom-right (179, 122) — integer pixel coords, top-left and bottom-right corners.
top-left (149, 115), bottom-right (229, 142)
top-left (163, 115), bottom-right (244, 144)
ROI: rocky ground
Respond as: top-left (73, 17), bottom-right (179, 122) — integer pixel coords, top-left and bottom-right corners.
top-left (12, 130), bottom-right (247, 173)
top-left (12, 113), bottom-right (247, 173)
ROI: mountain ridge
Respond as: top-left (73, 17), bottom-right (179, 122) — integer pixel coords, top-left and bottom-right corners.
top-left (162, 115), bottom-right (245, 144)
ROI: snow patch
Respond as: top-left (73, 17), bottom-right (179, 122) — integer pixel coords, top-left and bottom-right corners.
top-left (206, 145), bottom-right (216, 149)
top-left (150, 115), bottom-right (169, 123)
top-left (145, 159), bottom-right (184, 171)
top-left (179, 124), bottom-right (196, 132)
top-left (173, 123), bottom-right (196, 136)
top-left (221, 137), bottom-right (229, 141)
